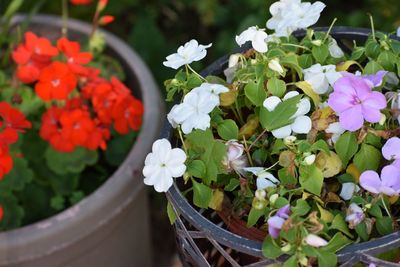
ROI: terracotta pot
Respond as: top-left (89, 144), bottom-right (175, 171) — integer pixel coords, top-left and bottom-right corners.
top-left (0, 15), bottom-right (164, 267)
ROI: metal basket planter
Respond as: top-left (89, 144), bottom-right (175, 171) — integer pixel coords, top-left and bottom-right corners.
top-left (165, 27), bottom-right (400, 267)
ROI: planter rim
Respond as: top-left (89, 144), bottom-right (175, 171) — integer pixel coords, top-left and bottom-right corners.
top-left (0, 14), bottom-right (163, 263)
top-left (166, 26), bottom-right (400, 264)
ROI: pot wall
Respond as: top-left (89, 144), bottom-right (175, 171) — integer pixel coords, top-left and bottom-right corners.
top-left (0, 15), bottom-right (164, 267)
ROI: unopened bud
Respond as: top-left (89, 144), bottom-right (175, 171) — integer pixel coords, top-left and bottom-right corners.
top-left (312, 40), bottom-right (322, 46)
top-left (281, 244), bottom-right (291, 252)
top-left (268, 58), bottom-right (285, 76)
top-left (284, 136), bottom-right (297, 146)
top-left (99, 15), bottom-right (114, 26)
top-left (299, 254), bottom-right (308, 266)
top-left (250, 59), bottom-right (257, 65)
top-left (269, 194), bottom-right (279, 205)
top-left (303, 154), bottom-right (316, 165)
top-left (96, 0), bottom-right (108, 12)
top-left (252, 198), bottom-right (267, 210)
top-left (379, 113), bottom-right (386, 125)
top-left (365, 203), bottom-right (372, 209)
top-left (255, 189), bottom-right (266, 200)
top-left (183, 172), bottom-right (191, 183)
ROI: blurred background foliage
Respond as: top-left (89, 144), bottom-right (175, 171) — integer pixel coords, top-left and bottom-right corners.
top-left (2, 0), bottom-right (400, 88)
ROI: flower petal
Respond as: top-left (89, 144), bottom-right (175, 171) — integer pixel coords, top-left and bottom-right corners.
top-left (382, 137), bottom-right (400, 160)
top-left (291, 116), bottom-right (311, 134)
top-left (339, 105), bottom-right (364, 131)
top-left (360, 170), bottom-right (381, 194)
top-left (271, 125), bottom-right (292, 139)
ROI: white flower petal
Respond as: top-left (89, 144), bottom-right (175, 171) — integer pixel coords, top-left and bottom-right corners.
top-left (305, 234), bottom-right (328, 248)
top-left (272, 125), bottom-right (292, 139)
top-left (340, 183), bottom-right (358, 200)
top-left (263, 96), bottom-right (282, 111)
top-left (257, 177), bottom-right (277, 190)
top-left (283, 91), bottom-right (299, 100)
top-left (329, 39), bottom-right (344, 58)
top-left (291, 116), bottom-right (311, 134)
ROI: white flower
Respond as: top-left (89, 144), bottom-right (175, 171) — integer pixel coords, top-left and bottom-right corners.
top-left (163, 39), bottom-right (212, 69)
top-left (255, 189), bottom-right (267, 200)
top-left (339, 182), bottom-right (360, 201)
top-left (303, 64), bottom-right (342, 94)
top-left (325, 122), bottom-right (346, 144)
top-left (304, 234), bottom-right (328, 248)
top-left (328, 39), bottom-right (344, 58)
top-left (303, 154), bottom-right (316, 165)
top-left (243, 167), bottom-right (280, 190)
top-left (266, 0), bottom-right (326, 37)
top-left (235, 26), bottom-right (269, 53)
top-left (191, 83), bottom-right (229, 105)
top-left (397, 27), bottom-right (400, 37)
top-left (268, 58), bottom-right (285, 76)
top-left (143, 139), bottom-right (187, 192)
top-left (263, 91), bottom-right (312, 139)
top-left (284, 135), bottom-right (297, 145)
top-left (223, 140), bottom-right (249, 173)
top-left (167, 90), bottom-right (218, 134)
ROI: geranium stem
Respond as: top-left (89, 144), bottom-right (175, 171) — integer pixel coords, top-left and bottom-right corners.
top-left (61, 0), bottom-right (68, 37)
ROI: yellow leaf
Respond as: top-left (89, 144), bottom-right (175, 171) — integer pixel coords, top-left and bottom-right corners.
top-left (317, 203), bottom-right (334, 223)
top-left (208, 189), bottom-right (224, 211)
top-left (296, 81), bottom-right (320, 107)
top-left (389, 195), bottom-right (398, 204)
top-left (336, 60), bottom-right (363, 72)
top-left (238, 116), bottom-right (259, 139)
top-left (346, 164), bottom-right (361, 182)
top-left (220, 90), bottom-right (238, 107)
top-left (315, 151), bottom-right (342, 178)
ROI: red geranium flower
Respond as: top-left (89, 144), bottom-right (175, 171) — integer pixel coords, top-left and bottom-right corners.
top-left (91, 81), bottom-right (117, 124)
top-left (0, 146), bottom-right (13, 180)
top-left (0, 102), bottom-right (32, 132)
top-left (59, 108), bottom-right (95, 147)
top-left (57, 37), bottom-right (93, 75)
top-left (84, 120), bottom-right (110, 150)
top-left (112, 95), bottom-right (144, 134)
top-left (12, 32), bottom-right (58, 83)
top-left (35, 62), bottom-right (77, 101)
top-left (0, 206), bottom-right (4, 222)
top-left (70, 0), bottom-right (92, 5)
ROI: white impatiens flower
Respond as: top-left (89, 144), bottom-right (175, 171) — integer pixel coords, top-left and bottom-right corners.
top-left (339, 182), bottom-right (361, 201)
top-left (263, 91), bottom-right (312, 139)
top-left (303, 64), bottom-right (342, 94)
top-left (268, 58), bottom-right (285, 76)
top-left (167, 90), bottom-right (219, 134)
top-left (325, 122), bottom-right (346, 144)
top-left (191, 83), bottom-right (229, 105)
top-left (163, 39), bottom-right (212, 69)
top-left (235, 26), bottom-right (269, 53)
top-left (243, 167), bottom-right (280, 190)
top-left (143, 139), bottom-right (187, 192)
top-left (266, 0), bottom-right (326, 37)
top-left (328, 39), bottom-right (344, 58)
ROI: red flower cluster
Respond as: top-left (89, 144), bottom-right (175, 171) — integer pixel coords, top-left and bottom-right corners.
top-left (0, 103), bottom-right (31, 179)
top-left (12, 32), bottom-right (144, 153)
top-left (69, 0), bottom-right (93, 5)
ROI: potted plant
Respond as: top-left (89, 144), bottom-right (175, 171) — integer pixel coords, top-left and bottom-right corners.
top-left (0, 0), bottom-right (163, 266)
top-left (144, 0), bottom-right (400, 266)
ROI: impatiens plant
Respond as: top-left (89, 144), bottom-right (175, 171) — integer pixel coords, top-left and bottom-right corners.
top-left (144, 0), bottom-right (400, 265)
top-left (0, 0), bottom-right (143, 230)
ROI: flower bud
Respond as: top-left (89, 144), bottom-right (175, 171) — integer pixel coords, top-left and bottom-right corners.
top-left (228, 54), bottom-right (241, 68)
top-left (298, 254), bottom-right (308, 266)
top-left (365, 203), bottom-right (372, 209)
top-left (269, 193), bottom-right (279, 205)
top-left (284, 136), bottom-right (296, 146)
top-left (303, 154), bottom-right (316, 165)
top-left (255, 189), bottom-right (266, 200)
top-left (268, 58), bottom-right (284, 76)
top-left (98, 15), bottom-right (114, 26)
top-left (96, 0), bottom-right (108, 12)
top-left (304, 234), bottom-right (328, 248)
top-left (312, 40), bottom-right (322, 46)
top-left (250, 59), bottom-right (257, 65)
top-left (281, 244), bottom-right (291, 252)
top-left (379, 113), bottom-right (386, 125)
top-left (183, 172), bottom-right (191, 183)
top-left (252, 198), bottom-right (267, 210)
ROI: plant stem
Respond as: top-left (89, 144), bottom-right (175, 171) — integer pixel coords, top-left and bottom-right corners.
top-left (369, 13), bottom-right (376, 41)
top-left (61, 0), bottom-right (68, 37)
top-left (247, 128), bottom-right (268, 152)
top-left (323, 18), bottom-right (337, 43)
top-left (178, 128), bottom-right (187, 152)
top-left (281, 43), bottom-right (311, 51)
top-left (242, 136), bottom-right (254, 167)
top-left (235, 100), bottom-right (245, 125)
top-left (187, 64), bottom-right (207, 82)
top-left (381, 195), bottom-right (392, 219)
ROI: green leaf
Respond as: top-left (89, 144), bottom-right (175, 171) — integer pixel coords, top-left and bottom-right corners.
top-left (365, 41), bottom-right (381, 59)
top-left (355, 222), bottom-right (369, 241)
top-left (50, 195), bottom-right (65, 211)
top-left (292, 199), bottom-right (311, 216)
top-left (105, 131), bottom-right (136, 166)
top-left (186, 129), bottom-right (227, 184)
top-left (353, 144), bottom-right (381, 172)
top-left (330, 214), bottom-right (353, 238)
top-left (0, 157), bottom-right (33, 192)
top-left (225, 178), bottom-right (240, 191)
top-left (267, 77), bottom-right (286, 98)
top-left (259, 94), bottom-right (301, 131)
top-left (167, 201), bottom-right (177, 225)
top-left (192, 180), bottom-right (213, 209)
top-left (377, 50), bottom-right (395, 71)
top-left (262, 235), bottom-right (284, 259)
top-left (310, 139), bottom-right (330, 154)
top-left (335, 132), bottom-right (359, 167)
top-left (187, 160), bottom-right (206, 178)
top-left (244, 80), bottom-right (266, 107)
top-left (350, 47), bottom-right (365, 60)
top-left (363, 60), bottom-right (384, 75)
top-left (312, 43), bottom-right (329, 63)
top-left (376, 216), bottom-right (393, 235)
top-left (247, 207), bottom-right (265, 227)
top-left (321, 232), bottom-right (352, 253)
top-left (278, 167), bottom-right (297, 185)
top-left (299, 164), bottom-right (324, 196)
top-left (281, 54), bottom-right (303, 79)
top-left (3, 0), bottom-right (24, 19)
top-left (217, 119), bottom-right (239, 140)
top-left (282, 256), bottom-right (298, 267)
top-left (45, 147), bottom-right (99, 176)
top-left (368, 202), bottom-right (383, 218)
top-left (298, 54), bottom-right (313, 69)
top-left (316, 251), bottom-right (337, 267)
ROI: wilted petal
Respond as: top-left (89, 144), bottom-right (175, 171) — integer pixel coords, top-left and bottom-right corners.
top-left (304, 234), bottom-right (328, 247)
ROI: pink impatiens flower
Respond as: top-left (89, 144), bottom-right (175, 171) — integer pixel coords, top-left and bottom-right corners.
top-left (267, 204), bottom-right (290, 239)
top-left (359, 165), bottom-right (400, 196)
top-left (328, 72), bottom-right (387, 131)
top-left (382, 137), bottom-right (400, 168)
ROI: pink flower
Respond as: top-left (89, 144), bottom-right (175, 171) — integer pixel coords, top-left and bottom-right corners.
top-left (360, 165), bottom-right (400, 196)
top-left (267, 204), bottom-right (290, 239)
top-left (382, 137), bottom-right (400, 168)
top-left (328, 72), bottom-right (387, 131)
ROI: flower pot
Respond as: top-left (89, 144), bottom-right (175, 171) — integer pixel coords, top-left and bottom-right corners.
top-left (0, 15), bottom-right (164, 267)
top-left (165, 27), bottom-right (400, 267)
